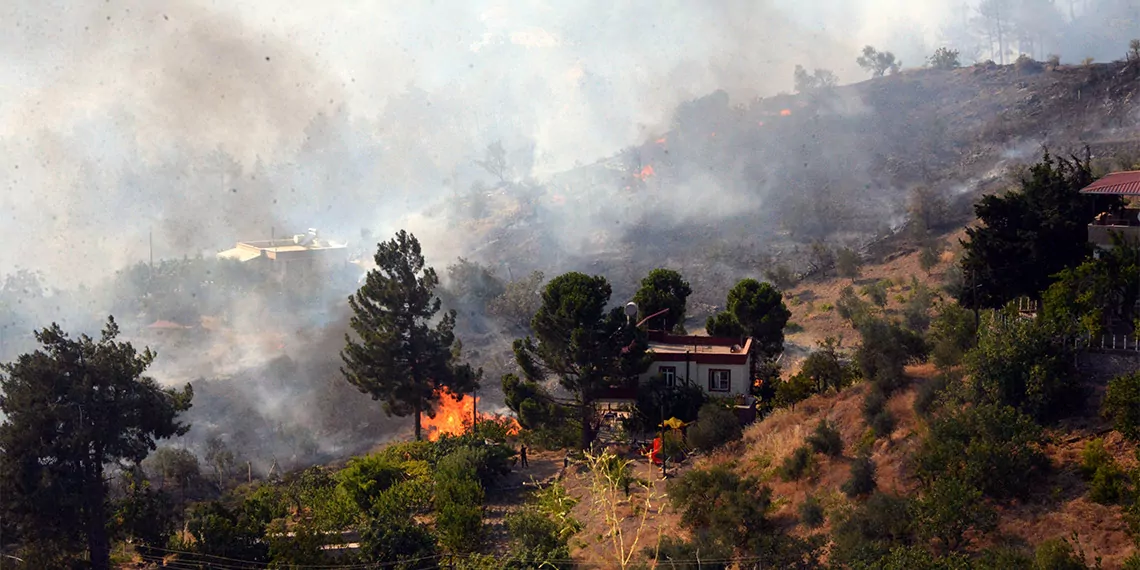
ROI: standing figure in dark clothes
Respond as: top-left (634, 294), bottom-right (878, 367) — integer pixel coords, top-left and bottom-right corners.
top-left (519, 444), bottom-right (529, 468)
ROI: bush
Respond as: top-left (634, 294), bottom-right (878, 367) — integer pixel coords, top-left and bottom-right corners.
top-left (1014, 54), bottom-right (1044, 74)
top-left (869, 410), bottom-right (897, 439)
top-left (765, 263), bottom-right (799, 290)
top-left (861, 280), bottom-right (890, 308)
top-left (856, 317), bottom-right (927, 395)
top-left (687, 403), bottom-right (743, 452)
top-left (1080, 439), bottom-right (1130, 505)
top-left (668, 465), bottom-right (773, 551)
top-left (505, 510), bottom-right (570, 567)
top-left (914, 404), bottom-right (1047, 500)
top-left (913, 372), bottom-right (953, 418)
top-left (837, 286), bottom-right (873, 325)
top-left (1103, 372), bottom-right (1140, 441)
top-left (434, 450), bottom-right (486, 554)
top-left (857, 45), bottom-right (901, 77)
top-left (927, 303), bottom-right (975, 369)
top-left (928, 47), bottom-right (961, 69)
top-left (829, 493), bottom-right (913, 566)
top-left (1034, 534), bottom-right (1098, 570)
top-left (919, 243), bottom-right (942, 273)
top-left (356, 514), bottom-right (439, 570)
top-left (799, 495), bottom-right (825, 528)
top-left (779, 445), bottom-right (818, 482)
top-left (1047, 54), bottom-right (1061, 67)
top-left (806, 420), bottom-right (843, 457)
top-left (843, 455), bottom-right (878, 498)
top-left (914, 477), bottom-right (997, 552)
top-left (836, 248), bottom-right (862, 280)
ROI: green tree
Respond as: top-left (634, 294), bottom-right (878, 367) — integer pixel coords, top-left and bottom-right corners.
top-left (633, 268), bottom-right (693, 332)
top-left (1042, 233), bottom-right (1140, 338)
top-left (928, 47), bottom-right (962, 69)
top-left (836, 247), bottom-right (863, 280)
top-left (0, 318), bottom-right (192, 568)
top-left (799, 337), bottom-right (852, 393)
top-left (487, 270), bottom-right (546, 331)
top-left (513, 272), bottom-right (647, 449)
top-left (927, 302), bottom-right (976, 369)
top-left (843, 455), bottom-right (878, 498)
top-left (958, 151), bottom-right (1112, 309)
top-left (668, 465), bottom-right (773, 553)
top-left (967, 308), bottom-right (1074, 420)
top-left (341, 230), bottom-right (480, 441)
top-left (687, 403), bottom-right (743, 452)
top-left (914, 477), bottom-right (997, 552)
top-left (1103, 371), bottom-right (1140, 441)
top-left (914, 404), bottom-right (1047, 500)
top-left (706, 279), bottom-right (791, 358)
top-left (775, 371), bottom-right (815, 411)
top-left (434, 449), bottom-right (486, 554)
top-left (857, 45), bottom-right (902, 76)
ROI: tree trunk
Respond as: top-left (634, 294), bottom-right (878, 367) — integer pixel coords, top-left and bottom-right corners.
top-left (579, 397), bottom-right (594, 450)
top-left (414, 400), bottom-right (423, 441)
top-left (87, 462), bottom-right (110, 570)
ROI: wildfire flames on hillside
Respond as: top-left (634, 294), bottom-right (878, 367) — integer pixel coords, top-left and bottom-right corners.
top-left (634, 164), bottom-right (655, 181)
top-left (423, 387), bottom-right (521, 441)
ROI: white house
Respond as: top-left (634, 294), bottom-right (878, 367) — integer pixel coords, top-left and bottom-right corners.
top-left (638, 331), bottom-right (754, 398)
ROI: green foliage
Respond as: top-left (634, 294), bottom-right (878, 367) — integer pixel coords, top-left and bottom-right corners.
top-left (799, 495), bottom-right (825, 528)
top-left (914, 371), bottom-right (955, 418)
top-left (1080, 439), bottom-right (1130, 505)
top-left (861, 280), bottom-right (891, 308)
top-left (445, 257), bottom-right (506, 311)
top-left (837, 285), bottom-right (873, 326)
top-left (779, 446), bottom-right (819, 482)
top-left (633, 268), bottom-right (693, 332)
top-left (836, 247), bottom-right (863, 280)
top-left (183, 499), bottom-right (273, 562)
top-left (928, 302), bottom-right (976, 369)
top-left (112, 473), bottom-right (177, 561)
top-left (355, 512), bottom-right (439, 569)
top-left (799, 337), bottom-right (854, 394)
top-left (914, 477), bottom-right (997, 552)
top-left (434, 449), bottom-right (486, 554)
top-left (857, 45), bottom-right (902, 76)
top-left (806, 420), bottom-right (844, 457)
top-left (903, 279), bottom-right (937, 332)
top-left (487, 270), bottom-right (546, 330)
top-left (668, 465), bottom-right (773, 551)
top-left (929, 47), bottom-right (962, 69)
top-left (687, 402), bottom-right (743, 452)
top-left (1034, 534), bottom-right (1102, 570)
top-left (501, 372), bottom-right (567, 431)
top-left (856, 316), bottom-right (927, 395)
top-left (914, 404), bottom-right (1047, 500)
top-left (958, 151), bottom-right (1112, 309)
top-left (143, 446), bottom-right (202, 491)
top-left (793, 64), bottom-right (839, 93)
top-left (336, 453), bottom-right (410, 516)
top-left (775, 371), bottom-right (815, 410)
top-left (920, 242), bottom-right (943, 273)
top-left (1103, 371), bottom-right (1140, 441)
top-left (0, 318), bottom-right (193, 567)
top-left (843, 455), bottom-right (878, 498)
top-left (342, 230), bottom-right (480, 440)
top-left (532, 481), bottom-right (582, 541)
top-left (505, 510), bottom-right (571, 568)
top-left (1042, 235), bottom-right (1140, 338)
top-left (765, 263), bottom-right (799, 290)
top-left (514, 272), bottom-right (649, 449)
top-left (626, 376), bottom-right (707, 434)
top-left (706, 279), bottom-right (791, 358)
top-left (829, 493), bottom-right (914, 566)
top-left (966, 309), bottom-right (1075, 421)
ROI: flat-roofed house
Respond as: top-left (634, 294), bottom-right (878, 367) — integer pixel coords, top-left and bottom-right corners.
top-left (1083, 171), bottom-right (1140, 249)
top-left (216, 228), bottom-right (347, 282)
top-left (639, 331), bottom-right (754, 397)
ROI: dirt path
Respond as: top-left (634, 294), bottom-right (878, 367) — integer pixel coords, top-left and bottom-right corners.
top-left (482, 449), bottom-right (568, 554)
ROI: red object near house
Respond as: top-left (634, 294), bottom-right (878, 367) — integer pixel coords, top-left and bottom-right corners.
top-left (651, 437), bottom-right (663, 465)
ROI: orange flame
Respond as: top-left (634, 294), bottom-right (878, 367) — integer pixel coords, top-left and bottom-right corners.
top-left (634, 164), bottom-right (655, 181)
top-left (780, 109), bottom-right (792, 116)
top-left (757, 121), bottom-right (765, 127)
top-left (423, 387), bottom-right (521, 441)
top-left (655, 137), bottom-right (667, 144)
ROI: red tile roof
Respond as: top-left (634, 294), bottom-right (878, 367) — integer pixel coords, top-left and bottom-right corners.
top-left (1081, 171), bottom-right (1140, 195)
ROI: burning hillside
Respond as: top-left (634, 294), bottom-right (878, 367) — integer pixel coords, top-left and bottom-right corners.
top-left (423, 387), bottom-right (521, 442)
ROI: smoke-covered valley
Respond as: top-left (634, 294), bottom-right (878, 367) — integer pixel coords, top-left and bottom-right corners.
top-left (3, 0), bottom-right (1140, 473)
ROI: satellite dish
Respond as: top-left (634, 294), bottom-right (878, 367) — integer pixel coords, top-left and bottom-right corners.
top-left (624, 302), bottom-right (639, 319)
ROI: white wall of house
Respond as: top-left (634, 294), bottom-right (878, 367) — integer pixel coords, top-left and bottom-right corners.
top-left (639, 359), bottom-right (751, 397)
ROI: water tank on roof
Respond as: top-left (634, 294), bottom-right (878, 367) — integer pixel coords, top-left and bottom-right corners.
top-left (731, 344), bottom-right (742, 353)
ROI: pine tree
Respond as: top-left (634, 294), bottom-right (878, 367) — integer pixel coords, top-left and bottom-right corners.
top-left (0, 317), bottom-right (193, 568)
top-left (341, 230), bottom-right (479, 441)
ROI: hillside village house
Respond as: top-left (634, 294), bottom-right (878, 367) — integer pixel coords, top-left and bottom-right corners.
top-left (638, 331), bottom-right (755, 397)
top-left (1083, 171), bottom-right (1140, 249)
top-left (217, 228), bottom-right (348, 283)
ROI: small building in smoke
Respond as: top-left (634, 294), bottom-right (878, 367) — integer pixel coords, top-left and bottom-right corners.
top-left (1083, 171), bottom-right (1140, 249)
top-left (216, 228), bottom-right (348, 283)
top-left (639, 331), bottom-right (754, 398)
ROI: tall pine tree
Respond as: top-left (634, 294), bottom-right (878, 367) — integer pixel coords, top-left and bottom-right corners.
top-left (0, 317), bottom-right (192, 569)
top-left (341, 230), bottom-right (479, 441)
top-left (513, 272), bottom-right (647, 449)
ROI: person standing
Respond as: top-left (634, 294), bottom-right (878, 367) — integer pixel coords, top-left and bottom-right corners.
top-left (519, 444), bottom-right (529, 468)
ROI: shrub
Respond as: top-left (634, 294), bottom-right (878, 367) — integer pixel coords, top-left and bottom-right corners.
top-left (843, 455), bottom-right (878, 498)
top-left (806, 420), bottom-right (844, 457)
top-left (785, 322), bottom-right (804, 334)
top-left (919, 244), bottom-right (941, 273)
top-left (836, 248), bottom-right (862, 280)
top-left (1080, 439), bottom-right (1130, 505)
top-left (799, 495), bottom-right (825, 528)
top-left (1014, 54), bottom-right (1043, 74)
top-left (1034, 534), bottom-right (1098, 570)
top-left (505, 509), bottom-right (570, 567)
top-left (928, 47), bottom-right (961, 69)
top-left (869, 410), bottom-right (897, 439)
top-left (829, 493), bottom-right (914, 566)
top-left (668, 465), bottom-right (773, 551)
top-left (779, 445), bottom-right (818, 482)
top-left (356, 514), bottom-right (439, 570)
top-left (861, 280), bottom-right (890, 308)
top-left (914, 477), bottom-right (997, 552)
top-left (914, 372), bottom-right (953, 418)
top-left (765, 263), bottom-right (799, 290)
top-left (927, 303), bottom-right (975, 369)
top-left (434, 450), bottom-right (486, 554)
top-left (837, 286), bottom-right (872, 325)
top-left (856, 317), bottom-right (927, 395)
top-left (687, 403), bottom-right (743, 452)
top-left (1047, 54), bottom-right (1061, 67)
top-left (857, 45), bottom-right (901, 77)
top-left (1103, 372), bottom-right (1140, 441)
top-left (914, 404), bottom-right (1047, 500)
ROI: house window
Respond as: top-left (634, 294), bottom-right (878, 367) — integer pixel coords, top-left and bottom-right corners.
top-left (660, 366), bottom-right (677, 387)
top-left (709, 369), bottom-right (731, 392)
